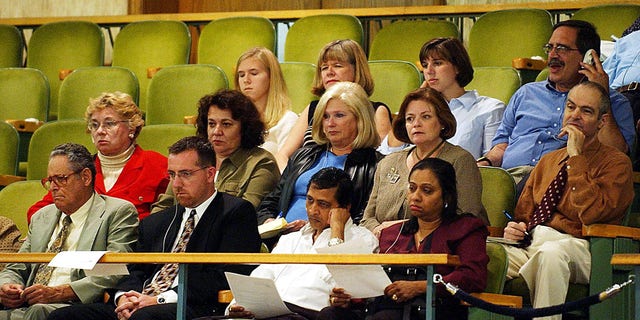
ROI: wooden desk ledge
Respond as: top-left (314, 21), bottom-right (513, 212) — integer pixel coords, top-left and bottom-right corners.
top-left (0, 252), bottom-right (461, 266)
top-left (611, 253), bottom-right (640, 265)
top-left (633, 171), bottom-right (640, 184)
top-left (582, 224), bottom-right (640, 240)
top-left (465, 292), bottom-right (523, 308)
top-left (0, 174), bottom-right (26, 187)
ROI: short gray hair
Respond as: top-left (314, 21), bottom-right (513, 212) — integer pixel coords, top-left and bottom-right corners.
top-left (49, 143), bottom-right (96, 186)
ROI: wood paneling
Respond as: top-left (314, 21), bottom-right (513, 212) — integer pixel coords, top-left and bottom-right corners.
top-left (179, 0), bottom-right (322, 13)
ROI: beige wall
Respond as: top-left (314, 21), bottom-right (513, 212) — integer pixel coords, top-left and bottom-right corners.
top-left (0, 0), bottom-right (127, 18)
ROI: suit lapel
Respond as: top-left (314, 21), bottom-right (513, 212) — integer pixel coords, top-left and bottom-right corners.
top-left (76, 195), bottom-right (106, 251)
top-left (163, 206), bottom-right (185, 252)
top-left (30, 209), bottom-right (62, 252)
top-left (187, 193), bottom-right (221, 251)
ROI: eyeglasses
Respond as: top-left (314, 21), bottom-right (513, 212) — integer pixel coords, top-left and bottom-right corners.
top-left (87, 120), bottom-right (130, 132)
top-left (167, 167), bottom-right (209, 181)
top-left (41, 170), bottom-right (82, 189)
top-left (542, 44), bottom-right (580, 55)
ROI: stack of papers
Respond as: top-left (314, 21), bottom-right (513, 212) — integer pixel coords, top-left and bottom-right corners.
top-left (258, 217), bottom-right (288, 239)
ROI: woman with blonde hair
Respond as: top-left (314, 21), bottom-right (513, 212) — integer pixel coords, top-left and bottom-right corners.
top-left (28, 92), bottom-right (169, 221)
top-left (235, 47), bottom-right (298, 155)
top-left (275, 39), bottom-right (392, 170)
top-left (257, 81), bottom-right (381, 233)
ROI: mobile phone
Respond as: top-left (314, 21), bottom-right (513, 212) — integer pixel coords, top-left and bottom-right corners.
top-left (583, 49), bottom-right (596, 66)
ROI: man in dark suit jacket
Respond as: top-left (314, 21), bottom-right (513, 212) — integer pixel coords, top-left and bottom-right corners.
top-left (48, 136), bottom-right (262, 320)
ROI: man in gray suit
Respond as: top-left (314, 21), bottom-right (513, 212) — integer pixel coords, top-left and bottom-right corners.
top-left (0, 143), bottom-right (138, 320)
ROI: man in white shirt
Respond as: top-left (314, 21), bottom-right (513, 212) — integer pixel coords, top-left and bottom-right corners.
top-left (227, 167), bottom-right (379, 320)
top-left (0, 143), bottom-right (138, 320)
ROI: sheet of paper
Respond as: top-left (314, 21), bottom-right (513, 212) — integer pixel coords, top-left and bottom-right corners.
top-left (225, 272), bottom-right (292, 319)
top-left (325, 264), bottom-right (390, 298)
top-left (48, 251), bottom-right (107, 269)
top-left (85, 263), bottom-right (129, 276)
top-left (48, 251), bottom-right (129, 276)
top-left (317, 241), bottom-right (391, 298)
top-left (314, 239), bottom-right (372, 254)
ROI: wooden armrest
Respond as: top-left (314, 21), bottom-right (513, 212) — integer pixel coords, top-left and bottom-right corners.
top-left (487, 226), bottom-right (504, 237)
top-left (463, 292), bottom-right (522, 308)
top-left (0, 175), bottom-right (26, 187)
top-left (6, 119), bottom-right (44, 133)
top-left (58, 69), bottom-right (74, 80)
top-left (582, 224), bottom-right (640, 240)
top-left (633, 171), bottom-right (640, 184)
top-left (183, 116), bottom-right (197, 125)
top-left (512, 58), bottom-right (546, 71)
top-left (218, 289), bottom-right (233, 304)
top-left (147, 67), bottom-right (162, 79)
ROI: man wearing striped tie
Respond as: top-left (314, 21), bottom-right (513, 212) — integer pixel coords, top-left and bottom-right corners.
top-left (502, 82), bottom-right (634, 320)
top-left (0, 143), bottom-right (138, 320)
top-left (48, 136), bottom-right (261, 320)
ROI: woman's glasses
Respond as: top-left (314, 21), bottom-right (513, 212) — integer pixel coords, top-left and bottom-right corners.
top-left (87, 120), bottom-right (130, 132)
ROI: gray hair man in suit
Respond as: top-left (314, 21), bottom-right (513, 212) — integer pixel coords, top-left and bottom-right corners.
top-left (0, 143), bottom-right (138, 320)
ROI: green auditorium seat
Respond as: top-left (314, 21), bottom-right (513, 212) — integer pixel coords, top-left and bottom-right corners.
top-left (573, 4), bottom-right (640, 40)
top-left (112, 20), bottom-right (190, 111)
top-left (145, 64), bottom-right (228, 125)
top-left (369, 20), bottom-right (459, 65)
top-left (284, 14), bottom-right (363, 64)
top-left (58, 66), bottom-right (139, 120)
top-left (0, 24), bottom-right (23, 68)
top-left (198, 16), bottom-right (275, 85)
top-left (27, 21), bottom-right (104, 120)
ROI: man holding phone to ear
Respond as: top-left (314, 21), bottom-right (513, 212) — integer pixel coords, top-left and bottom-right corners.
top-left (477, 20), bottom-right (634, 183)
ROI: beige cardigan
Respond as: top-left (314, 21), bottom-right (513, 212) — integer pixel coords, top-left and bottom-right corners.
top-left (360, 143), bottom-right (488, 231)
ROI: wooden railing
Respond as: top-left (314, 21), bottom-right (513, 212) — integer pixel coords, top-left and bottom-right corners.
top-left (0, 252), bottom-right (460, 320)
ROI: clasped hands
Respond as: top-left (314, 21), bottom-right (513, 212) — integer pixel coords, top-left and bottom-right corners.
top-left (115, 291), bottom-right (158, 320)
top-left (0, 283), bottom-right (68, 307)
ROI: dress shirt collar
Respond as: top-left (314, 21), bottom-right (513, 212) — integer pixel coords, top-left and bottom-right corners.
top-left (449, 90), bottom-right (479, 111)
top-left (184, 190), bottom-right (217, 223)
top-left (63, 192), bottom-right (94, 225)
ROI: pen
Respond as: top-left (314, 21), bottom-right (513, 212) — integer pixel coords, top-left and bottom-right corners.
top-left (503, 210), bottom-right (530, 237)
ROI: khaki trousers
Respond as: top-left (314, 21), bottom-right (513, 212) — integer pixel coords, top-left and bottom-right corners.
top-left (503, 225), bottom-right (591, 320)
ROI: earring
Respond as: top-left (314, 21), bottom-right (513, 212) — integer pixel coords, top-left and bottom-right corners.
top-left (441, 127), bottom-right (445, 131)
top-left (444, 202), bottom-right (448, 208)
top-left (128, 133), bottom-right (134, 139)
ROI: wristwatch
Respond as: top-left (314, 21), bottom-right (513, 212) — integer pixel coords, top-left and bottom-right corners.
top-left (476, 156), bottom-right (493, 166)
top-left (328, 237), bottom-right (344, 247)
top-left (157, 296), bottom-right (166, 304)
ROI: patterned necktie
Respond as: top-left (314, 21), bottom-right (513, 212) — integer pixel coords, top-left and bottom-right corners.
top-left (143, 210), bottom-right (197, 296)
top-left (33, 215), bottom-right (72, 285)
top-left (528, 161), bottom-right (568, 231)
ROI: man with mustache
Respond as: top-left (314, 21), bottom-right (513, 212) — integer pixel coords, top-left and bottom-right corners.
top-left (477, 20), bottom-right (634, 183)
top-left (501, 81), bottom-right (633, 320)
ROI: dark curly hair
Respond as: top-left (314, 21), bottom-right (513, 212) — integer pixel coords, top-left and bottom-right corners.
top-left (196, 89), bottom-right (266, 149)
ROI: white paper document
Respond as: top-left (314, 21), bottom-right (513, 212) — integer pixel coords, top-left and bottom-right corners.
top-left (316, 241), bottom-right (391, 298)
top-left (48, 251), bottom-right (129, 276)
top-left (225, 272), bottom-right (293, 319)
